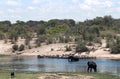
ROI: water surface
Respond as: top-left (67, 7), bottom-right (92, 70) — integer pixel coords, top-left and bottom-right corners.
top-left (0, 56), bottom-right (120, 76)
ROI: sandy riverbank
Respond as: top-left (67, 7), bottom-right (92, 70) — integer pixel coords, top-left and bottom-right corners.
top-left (0, 39), bottom-right (120, 59)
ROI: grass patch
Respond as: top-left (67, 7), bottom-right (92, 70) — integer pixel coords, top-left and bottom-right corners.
top-left (0, 71), bottom-right (119, 79)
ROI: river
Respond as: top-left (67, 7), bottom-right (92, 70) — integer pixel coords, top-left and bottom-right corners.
top-left (0, 56), bottom-right (120, 76)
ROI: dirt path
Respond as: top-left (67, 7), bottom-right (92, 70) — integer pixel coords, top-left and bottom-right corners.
top-left (38, 73), bottom-right (94, 79)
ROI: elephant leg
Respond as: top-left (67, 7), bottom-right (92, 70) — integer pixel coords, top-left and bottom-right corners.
top-left (90, 68), bottom-right (92, 72)
top-left (94, 67), bottom-right (97, 72)
top-left (87, 67), bottom-right (90, 72)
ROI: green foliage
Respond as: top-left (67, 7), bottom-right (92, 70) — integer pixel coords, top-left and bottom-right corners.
top-left (24, 34), bottom-right (31, 45)
top-left (76, 42), bottom-right (88, 53)
top-left (59, 36), bottom-right (72, 43)
top-left (93, 37), bottom-right (102, 44)
top-left (46, 24), bottom-right (70, 34)
top-left (59, 36), bottom-right (65, 43)
top-left (75, 36), bottom-right (82, 42)
top-left (0, 16), bottom-right (120, 53)
top-left (0, 32), bottom-right (4, 40)
top-left (86, 33), bottom-right (96, 42)
top-left (65, 46), bottom-right (72, 51)
top-left (100, 31), bottom-right (116, 39)
top-left (35, 38), bottom-right (41, 47)
top-left (106, 37), bottom-right (114, 48)
top-left (111, 38), bottom-right (120, 54)
top-left (19, 44), bottom-right (25, 51)
top-left (46, 38), bottom-right (53, 44)
top-left (12, 44), bottom-right (18, 51)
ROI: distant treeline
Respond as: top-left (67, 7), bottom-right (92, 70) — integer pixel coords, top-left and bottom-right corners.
top-left (1, 15), bottom-right (120, 54)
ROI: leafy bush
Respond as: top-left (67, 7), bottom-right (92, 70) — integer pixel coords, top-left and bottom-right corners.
top-left (46, 38), bottom-right (53, 44)
top-left (94, 37), bottom-right (102, 44)
top-left (76, 42), bottom-right (88, 53)
top-left (59, 36), bottom-right (72, 43)
top-left (35, 38), bottom-right (41, 47)
top-left (111, 38), bottom-right (120, 54)
top-left (19, 44), bottom-right (25, 51)
top-left (65, 46), bottom-right (72, 51)
top-left (106, 39), bottom-right (113, 48)
top-left (12, 44), bottom-right (18, 51)
top-left (45, 24), bottom-right (70, 34)
top-left (59, 36), bottom-right (65, 43)
top-left (75, 36), bottom-right (82, 42)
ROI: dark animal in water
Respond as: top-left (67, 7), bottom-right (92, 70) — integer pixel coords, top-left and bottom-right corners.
top-left (68, 56), bottom-right (79, 62)
top-left (87, 61), bottom-right (97, 72)
top-left (11, 72), bottom-right (15, 78)
top-left (37, 55), bottom-right (43, 58)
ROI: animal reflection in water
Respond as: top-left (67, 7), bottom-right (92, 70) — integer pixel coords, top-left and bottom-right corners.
top-left (68, 56), bottom-right (79, 62)
top-left (87, 61), bottom-right (97, 72)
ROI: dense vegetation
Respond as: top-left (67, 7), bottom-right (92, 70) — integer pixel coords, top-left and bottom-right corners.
top-left (1, 15), bottom-right (120, 54)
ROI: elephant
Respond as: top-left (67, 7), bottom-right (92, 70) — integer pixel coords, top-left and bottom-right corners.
top-left (68, 56), bottom-right (79, 62)
top-left (87, 61), bottom-right (97, 72)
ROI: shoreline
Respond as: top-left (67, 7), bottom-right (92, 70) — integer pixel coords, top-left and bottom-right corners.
top-left (0, 53), bottom-right (120, 60)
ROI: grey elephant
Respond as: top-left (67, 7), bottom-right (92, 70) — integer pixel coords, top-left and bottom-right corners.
top-left (87, 61), bottom-right (97, 72)
top-left (68, 56), bottom-right (79, 62)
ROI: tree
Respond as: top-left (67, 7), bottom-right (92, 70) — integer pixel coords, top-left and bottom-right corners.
top-left (103, 15), bottom-right (114, 27)
top-left (75, 23), bottom-right (88, 40)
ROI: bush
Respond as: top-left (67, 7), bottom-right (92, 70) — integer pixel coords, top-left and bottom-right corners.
top-left (35, 38), bottom-right (41, 47)
top-left (65, 46), bottom-right (72, 51)
top-left (59, 36), bottom-right (65, 43)
top-left (19, 44), bottom-right (25, 51)
top-left (87, 42), bottom-right (93, 46)
top-left (76, 42), bottom-right (88, 53)
top-left (75, 36), bottom-right (82, 42)
top-left (12, 44), bottom-right (18, 51)
top-left (94, 37), bottom-right (101, 44)
top-left (59, 36), bottom-right (72, 43)
top-left (106, 39), bottom-right (113, 48)
top-left (111, 38), bottom-right (120, 54)
top-left (46, 38), bottom-right (53, 44)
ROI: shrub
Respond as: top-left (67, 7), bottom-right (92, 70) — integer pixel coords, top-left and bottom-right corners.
top-left (59, 36), bottom-right (72, 43)
top-left (12, 44), bottom-right (18, 51)
top-left (87, 42), bottom-right (93, 46)
top-left (106, 39), bottom-right (113, 48)
top-left (94, 37), bottom-right (101, 44)
top-left (76, 42), bottom-right (88, 53)
top-left (111, 38), bottom-right (120, 54)
top-left (75, 36), bottom-right (82, 42)
top-left (65, 46), bottom-right (72, 51)
top-left (59, 36), bottom-right (65, 43)
top-left (46, 38), bottom-right (53, 44)
top-left (35, 38), bottom-right (41, 47)
top-left (19, 44), bottom-right (25, 51)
